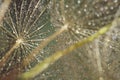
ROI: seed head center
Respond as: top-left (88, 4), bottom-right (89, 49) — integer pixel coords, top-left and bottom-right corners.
top-left (16, 38), bottom-right (24, 44)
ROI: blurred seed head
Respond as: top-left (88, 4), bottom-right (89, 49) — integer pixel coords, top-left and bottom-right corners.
top-left (49, 0), bottom-right (120, 41)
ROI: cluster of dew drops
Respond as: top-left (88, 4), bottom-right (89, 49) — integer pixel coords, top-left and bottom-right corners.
top-left (63, 0), bottom-right (119, 40)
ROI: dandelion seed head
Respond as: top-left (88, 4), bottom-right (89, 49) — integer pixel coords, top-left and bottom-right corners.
top-left (16, 38), bottom-right (24, 44)
top-left (0, 0), bottom-right (54, 79)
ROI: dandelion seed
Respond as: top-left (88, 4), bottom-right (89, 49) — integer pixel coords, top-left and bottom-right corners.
top-left (0, 0), bottom-right (53, 79)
